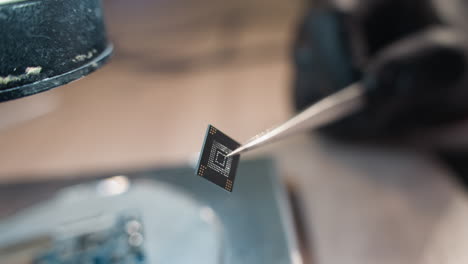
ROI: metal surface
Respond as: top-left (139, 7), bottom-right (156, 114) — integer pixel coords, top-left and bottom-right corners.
top-left (0, 0), bottom-right (112, 102)
top-left (228, 83), bottom-right (364, 156)
top-left (0, 158), bottom-right (301, 264)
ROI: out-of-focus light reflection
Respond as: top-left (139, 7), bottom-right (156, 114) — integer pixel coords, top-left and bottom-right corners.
top-left (291, 249), bottom-right (303, 264)
top-left (96, 175), bottom-right (130, 196)
top-left (0, 0), bottom-right (27, 4)
top-left (125, 220), bottom-right (142, 235)
top-left (199, 207), bottom-right (216, 223)
top-left (128, 232), bottom-right (144, 247)
top-left (334, 0), bottom-right (358, 11)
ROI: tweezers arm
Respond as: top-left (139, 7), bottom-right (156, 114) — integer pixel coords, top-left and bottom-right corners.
top-left (227, 83), bottom-right (364, 157)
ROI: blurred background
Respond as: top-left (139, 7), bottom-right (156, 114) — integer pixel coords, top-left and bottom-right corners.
top-left (0, 0), bottom-right (298, 180)
top-left (3, 0), bottom-right (468, 264)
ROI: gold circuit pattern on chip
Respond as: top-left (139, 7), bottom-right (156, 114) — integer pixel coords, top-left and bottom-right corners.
top-left (198, 165), bottom-right (207, 176)
top-left (209, 126), bottom-right (217, 135)
top-left (225, 179), bottom-right (233, 191)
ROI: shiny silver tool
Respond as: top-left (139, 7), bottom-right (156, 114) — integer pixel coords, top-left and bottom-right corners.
top-left (227, 82), bottom-right (365, 157)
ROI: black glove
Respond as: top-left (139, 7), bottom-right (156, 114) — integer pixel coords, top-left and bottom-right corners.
top-left (293, 0), bottom-right (468, 141)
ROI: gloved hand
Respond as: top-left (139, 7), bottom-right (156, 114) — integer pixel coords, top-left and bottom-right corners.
top-left (293, 0), bottom-right (468, 141)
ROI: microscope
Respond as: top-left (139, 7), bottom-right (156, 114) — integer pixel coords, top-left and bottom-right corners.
top-left (0, 0), bottom-right (112, 102)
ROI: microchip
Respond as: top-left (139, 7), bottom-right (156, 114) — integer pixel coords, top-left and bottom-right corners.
top-left (196, 125), bottom-right (240, 192)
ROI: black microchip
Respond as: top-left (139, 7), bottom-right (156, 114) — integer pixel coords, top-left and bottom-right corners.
top-left (196, 125), bottom-right (241, 192)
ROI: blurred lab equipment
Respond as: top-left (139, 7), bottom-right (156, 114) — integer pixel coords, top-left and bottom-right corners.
top-left (0, 0), bottom-right (112, 102)
top-left (0, 159), bottom-right (299, 264)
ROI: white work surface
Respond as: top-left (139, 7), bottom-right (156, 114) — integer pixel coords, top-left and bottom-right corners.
top-left (1, 0), bottom-right (468, 263)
